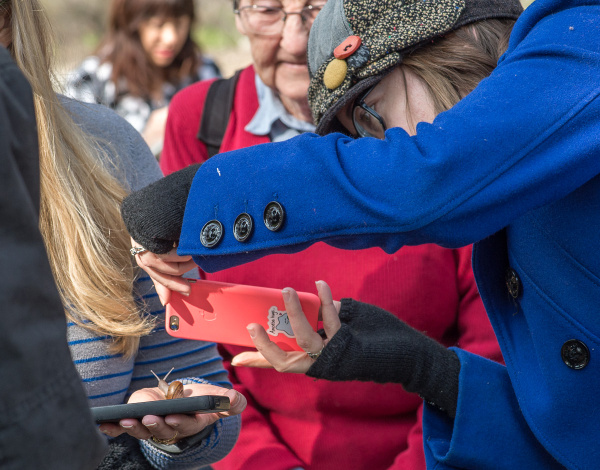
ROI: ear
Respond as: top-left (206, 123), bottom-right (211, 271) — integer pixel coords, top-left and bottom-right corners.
top-left (234, 13), bottom-right (246, 36)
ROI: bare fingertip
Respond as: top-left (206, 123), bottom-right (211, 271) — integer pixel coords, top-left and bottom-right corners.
top-left (227, 389), bottom-right (245, 406)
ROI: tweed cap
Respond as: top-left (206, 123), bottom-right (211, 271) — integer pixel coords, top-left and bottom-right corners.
top-left (307, 0), bottom-right (523, 135)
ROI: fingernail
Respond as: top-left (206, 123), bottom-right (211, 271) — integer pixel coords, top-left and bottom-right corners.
top-left (246, 325), bottom-right (256, 338)
top-left (282, 288), bottom-right (291, 302)
top-left (98, 426), bottom-right (110, 435)
top-left (187, 279), bottom-right (197, 284)
top-left (144, 422), bottom-right (157, 428)
top-left (315, 280), bottom-right (324, 291)
top-left (121, 424), bottom-right (134, 429)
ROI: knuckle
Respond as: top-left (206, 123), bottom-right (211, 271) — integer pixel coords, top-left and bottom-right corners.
top-left (296, 338), bottom-right (313, 350)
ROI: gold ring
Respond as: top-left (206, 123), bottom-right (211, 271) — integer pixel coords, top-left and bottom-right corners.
top-left (130, 246), bottom-right (148, 256)
top-left (307, 345), bottom-right (324, 360)
top-left (150, 431), bottom-right (179, 445)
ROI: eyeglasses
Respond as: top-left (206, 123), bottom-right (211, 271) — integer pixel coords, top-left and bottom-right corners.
top-left (352, 85), bottom-right (387, 139)
top-left (234, 3), bottom-right (326, 36)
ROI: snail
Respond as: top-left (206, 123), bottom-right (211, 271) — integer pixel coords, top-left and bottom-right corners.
top-left (151, 367), bottom-right (184, 400)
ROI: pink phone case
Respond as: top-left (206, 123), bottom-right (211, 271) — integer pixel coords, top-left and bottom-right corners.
top-left (165, 280), bottom-right (320, 351)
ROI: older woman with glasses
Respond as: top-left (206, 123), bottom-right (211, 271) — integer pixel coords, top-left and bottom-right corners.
top-left (159, 0), bottom-right (324, 175)
top-left (129, 1), bottom-right (513, 469)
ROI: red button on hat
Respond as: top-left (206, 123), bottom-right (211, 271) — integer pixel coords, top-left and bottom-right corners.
top-left (334, 35), bottom-right (362, 59)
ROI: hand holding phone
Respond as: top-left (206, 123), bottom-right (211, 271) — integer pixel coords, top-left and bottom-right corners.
top-left (165, 280), bottom-right (321, 351)
top-left (95, 382), bottom-right (247, 446)
top-left (232, 281), bottom-right (341, 373)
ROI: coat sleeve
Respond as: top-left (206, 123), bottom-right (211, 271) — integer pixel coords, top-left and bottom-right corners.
top-left (422, 349), bottom-right (563, 469)
top-left (178, 1), bottom-right (600, 273)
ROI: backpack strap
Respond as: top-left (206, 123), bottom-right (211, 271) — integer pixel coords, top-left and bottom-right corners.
top-left (197, 69), bottom-right (242, 159)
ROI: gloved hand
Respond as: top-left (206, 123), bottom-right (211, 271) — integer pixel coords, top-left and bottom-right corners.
top-left (307, 298), bottom-right (461, 418)
top-left (121, 164), bottom-right (200, 254)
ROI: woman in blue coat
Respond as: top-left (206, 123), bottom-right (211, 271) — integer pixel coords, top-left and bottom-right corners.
top-left (122, 0), bottom-right (600, 468)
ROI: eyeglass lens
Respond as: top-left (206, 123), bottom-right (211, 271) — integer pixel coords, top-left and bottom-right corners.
top-left (353, 105), bottom-right (386, 139)
top-left (237, 3), bottom-right (326, 35)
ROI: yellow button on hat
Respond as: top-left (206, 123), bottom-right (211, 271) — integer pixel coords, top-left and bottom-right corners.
top-left (323, 58), bottom-right (348, 90)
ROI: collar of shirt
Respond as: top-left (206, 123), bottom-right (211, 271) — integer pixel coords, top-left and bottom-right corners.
top-left (245, 74), bottom-right (315, 142)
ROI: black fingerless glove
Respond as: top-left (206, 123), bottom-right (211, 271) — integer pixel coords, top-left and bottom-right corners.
top-left (121, 164), bottom-right (200, 254)
top-left (307, 298), bottom-right (461, 418)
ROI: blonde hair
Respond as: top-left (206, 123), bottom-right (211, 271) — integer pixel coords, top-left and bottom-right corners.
top-left (402, 19), bottom-right (514, 119)
top-left (5, 0), bottom-right (154, 357)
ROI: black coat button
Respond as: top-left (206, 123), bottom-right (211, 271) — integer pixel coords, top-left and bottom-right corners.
top-left (200, 220), bottom-right (223, 248)
top-left (263, 201), bottom-right (285, 232)
top-left (505, 268), bottom-right (522, 299)
top-left (561, 339), bottom-right (590, 370)
top-left (233, 213), bottom-right (253, 242)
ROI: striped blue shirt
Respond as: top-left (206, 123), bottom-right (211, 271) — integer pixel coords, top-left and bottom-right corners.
top-left (63, 96), bottom-right (240, 469)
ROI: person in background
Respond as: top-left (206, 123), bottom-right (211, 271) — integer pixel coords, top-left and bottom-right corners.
top-left (135, 0), bottom-right (520, 468)
top-left (1, 0), bottom-right (244, 468)
top-left (159, 0), bottom-right (319, 175)
top-left (65, 0), bottom-right (220, 157)
top-left (0, 45), bottom-right (107, 470)
top-left (121, 0), bottom-right (600, 468)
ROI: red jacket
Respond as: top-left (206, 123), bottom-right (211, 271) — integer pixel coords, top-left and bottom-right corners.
top-left (161, 66), bottom-right (502, 470)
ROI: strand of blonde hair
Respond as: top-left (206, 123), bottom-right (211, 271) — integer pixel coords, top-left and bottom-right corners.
top-left (7, 0), bottom-right (154, 357)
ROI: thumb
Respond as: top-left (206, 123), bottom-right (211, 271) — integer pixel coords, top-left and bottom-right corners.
top-left (218, 389), bottom-right (247, 418)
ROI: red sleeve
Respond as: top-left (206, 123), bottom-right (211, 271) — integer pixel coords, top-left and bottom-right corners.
top-left (386, 406), bottom-right (427, 469)
top-left (452, 244), bottom-right (504, 364)
top-left (212, 345), bottom-right (305, 470)
top-left (160, 79), bottom-right (216, 176)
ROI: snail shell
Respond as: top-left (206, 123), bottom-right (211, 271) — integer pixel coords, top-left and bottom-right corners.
top-left (151, 367), bottom-right (184, 399)
top-left (165, 380), bottom-right (184, 399)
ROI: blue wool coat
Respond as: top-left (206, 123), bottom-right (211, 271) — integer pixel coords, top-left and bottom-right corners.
top-left (178, 0), bottom-right (600, 468)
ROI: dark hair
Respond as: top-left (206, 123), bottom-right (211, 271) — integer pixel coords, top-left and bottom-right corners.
top-left (98, 0), bottom-right (200, 98)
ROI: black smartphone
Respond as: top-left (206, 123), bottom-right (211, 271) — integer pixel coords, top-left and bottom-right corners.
top-left (91, 396), bottom-right (230, 423)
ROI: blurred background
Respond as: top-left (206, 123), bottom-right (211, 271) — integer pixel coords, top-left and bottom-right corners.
top-left (42, 0), bottom-right (252, 79)
top-left (42, 0), bottom-right (533, 81)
